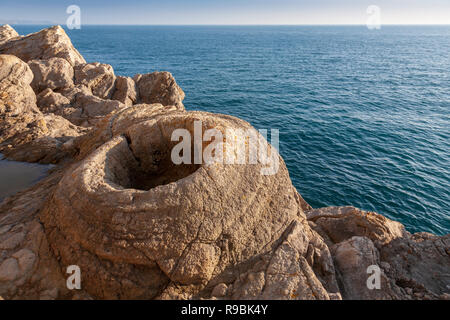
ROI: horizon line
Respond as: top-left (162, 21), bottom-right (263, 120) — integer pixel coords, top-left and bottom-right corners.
top-left (7, 23), bottom-right (450, 27)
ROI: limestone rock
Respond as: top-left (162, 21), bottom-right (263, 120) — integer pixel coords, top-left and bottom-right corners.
top-left (0, 54), bottom-right (85, 164)
top-left (331, 236), bottom-right (394, 300)
top-left (306, 206), bottom-right (406, 247)
top-left (133, 72), bottom-right (185, 109)
top-left (73, 103), bottom-right (183, 160)
top-left (0, 54), bottom-right (42, 146)
top-left (211, 283), bottom-right (228, 297)
top-left (64, 92), bottom-right (125, 127)
top-left (28, 58), bottom-right (74, 93)
top-left (0, 25), bottom-right (19, 46)
top-left (0, 25), bottom-right (85, 66)
top-left (36, 88), bottom-right (71, 114)
top-left (40, 90), bottom-right (125, 128)
top-left (40, 111), bottom-right (314, 299)
top-left (74, 62), bottom-right (116, 99)
top-left (379, 232), bottom-right (450, 299)
top-left (112, 76), bottom-right (138, 106)
top-left (224, 219), bottom-right (336, 300)
top-left (0, 173), bottom-right (73, 299)
top-left (307, 206), bottom-right (450, 300)
top-left (2, 114), bottom-right (86, 163)
top-left (0, 258), bottom-right (19, 282)
top-left (57, 84), bottom-right (93, 103)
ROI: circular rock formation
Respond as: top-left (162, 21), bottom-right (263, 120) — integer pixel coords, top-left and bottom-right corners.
top-left (41, 111), bottom-right (302, 299)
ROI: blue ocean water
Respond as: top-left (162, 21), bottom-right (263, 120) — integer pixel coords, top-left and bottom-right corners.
top-left (13, 25), bottom-right (450, 235)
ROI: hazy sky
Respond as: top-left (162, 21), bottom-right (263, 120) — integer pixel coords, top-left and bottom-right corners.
top-left (1, 0), bottom-right (450, 25)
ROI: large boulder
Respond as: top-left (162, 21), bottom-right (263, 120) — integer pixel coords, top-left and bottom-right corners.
top-left (63, 92), bottom-right (125, 127)
top-left (0, 25), bottom-right (85, 66)
top-left (112, 76), bottom-right (138, 106)
top-left (74, 62), bottom-right (116, 99)
top-left (57, 84), bottom-right (93, 104)
top-left (133, 72), bottom-right (185, 109)
top-left (73, 103), bottom-right (184, 160)
top-left (3, 114), bottom-right (87, 164)
top-left (28, 58), bottom-right (74, 93)
top-left (0, 25), bottom-right (19, 46)
top-left (306, 206), bottom-right (406, 247)
top-left (0, 54), bottom-right (43, 146)
top-left (331, 236), bottom-right (394, 300)
top-left (0, 54), bottom-right (85, 164)
top-left (40, 111), bottom-right (333, 299)
top-left (36, 88), bottom-right (71, 114)
top-left (307, 206), bottom-right (450, 300)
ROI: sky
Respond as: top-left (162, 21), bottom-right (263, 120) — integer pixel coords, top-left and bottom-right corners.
top-left (1, 0), bottom-right (449, 25)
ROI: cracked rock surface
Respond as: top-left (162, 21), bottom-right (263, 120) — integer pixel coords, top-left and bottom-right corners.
top-left (0, 25), bottom-right (448, 300)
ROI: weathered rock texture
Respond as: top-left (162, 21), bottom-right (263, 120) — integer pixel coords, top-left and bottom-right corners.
top-left (0, 26), bottom-right (85, 66)
top-left (307, 206), bottom-right (450, 300)
top-left (0, 25), bottom-right (448, 300)
top-left (0, 25), bottom-right (19, 46)
top-left (134, 72), bottom-right (185, 109)
top-left (0, 54), bottom-right (85, 163)
top-left (113, 76), bottom-right (138, 106)
top-left (29, 58), bottom-right (74, 93)
top-left (41, 112), bottom-right (320, 299)
top-left (74, 62), bottom-right (116, 99)
top-left (0, 25), bottom-right (186, 162)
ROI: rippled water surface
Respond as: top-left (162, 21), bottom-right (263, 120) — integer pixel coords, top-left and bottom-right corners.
top-left (0, 154), bottom-right (53, 202)
top-left (13, 25), bottom-right (450, 235)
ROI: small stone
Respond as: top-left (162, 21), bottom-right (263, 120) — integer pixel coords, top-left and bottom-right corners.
top-left (328, 292), bottom-right (342, 300)
top-left (0, 258), bottom-right (19, 281)
top-left (39, 288), bottom-right (59, 300)
top-left (12, 248), bottom-right (36, 273)
top-left (440, 293), bottom-right (450, 300)
top-left (211, 283), bottom-right (228, 297)
top-left (380, 261), bottom-right (390, 271)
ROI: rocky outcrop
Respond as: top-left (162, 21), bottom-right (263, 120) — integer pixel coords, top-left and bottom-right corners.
top-left (0, 54), bottom-right (41, 144)
top-left (0, 25), bottom-right (19, 46)
top-left (134, 72), bottom-right (185, 109)
top-left (113, 76), bottom-right (138, 106)
top-left (0, 25), bottom-right (448, 300)
top-left (41, 112), bottom-right (318, 299)
top-left (61, 92), bottom-right (125, 127)
top-left (0, 25), bottom-right (186, 162)
top-left (36, 89), bottom-right (71, 114)
top-left (307, 207), bottom-right (450, 300)
top-left (0, 54), bottom-right (86, 163)
top-left (74, 62), bottom-right (116, 99)
top-left (28, 58), bottom-right (74, 93)
top-left (0, 25), bottom-right (85, 66)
